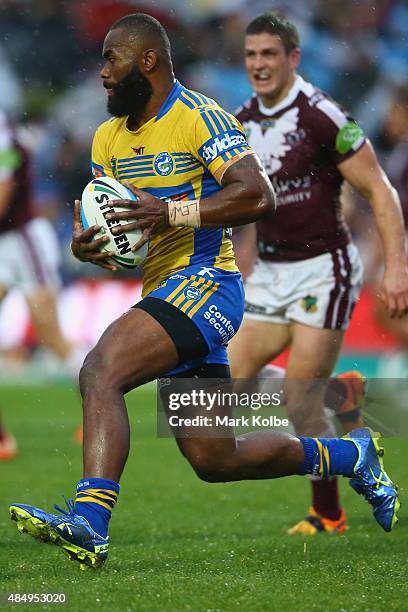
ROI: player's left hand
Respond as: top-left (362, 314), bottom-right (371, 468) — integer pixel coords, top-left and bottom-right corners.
top-left (107, 181), bottom-right (169, 251)
top-left (381, 265), bottom-right (408, 318)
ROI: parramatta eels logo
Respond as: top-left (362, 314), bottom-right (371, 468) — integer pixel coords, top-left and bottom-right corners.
top-left (154, 151), bottom-right (174, 176)
top-left (302, 295), bottom-right (318, 313)
top-left (184, 286), bottom-right (202, 302)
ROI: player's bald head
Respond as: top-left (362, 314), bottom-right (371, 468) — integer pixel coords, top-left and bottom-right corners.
top-left (109, 13), bottom-right (171, 61)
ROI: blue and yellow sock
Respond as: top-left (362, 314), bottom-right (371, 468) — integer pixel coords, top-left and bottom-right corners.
top-left (75, 478), bottom-right (119, 537)
top-left (298, 437), bottom-right (358, 478)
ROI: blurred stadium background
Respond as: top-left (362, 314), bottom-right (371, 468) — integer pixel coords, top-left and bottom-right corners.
top-left (0, 0), bottom-right (407, 382)
top-left (2, 2), bottom-right (408, 608)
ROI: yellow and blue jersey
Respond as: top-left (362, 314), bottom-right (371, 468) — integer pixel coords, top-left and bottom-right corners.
top-left (91, 80), bottom-right (253, 296)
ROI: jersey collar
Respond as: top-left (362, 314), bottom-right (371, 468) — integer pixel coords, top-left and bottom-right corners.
top-left (257, 74), bottom-right (303, 116)
top-left (156, 80), bottom-right (182, 121)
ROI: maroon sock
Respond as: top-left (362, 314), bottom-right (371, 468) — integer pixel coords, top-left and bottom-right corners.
top-left (311, 477), bottom-right (342, 520)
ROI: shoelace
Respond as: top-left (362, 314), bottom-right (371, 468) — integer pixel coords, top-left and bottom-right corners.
top-left (53, 496), bottom-right (106, 542)
top-left (54, 496), bottom-right (76, 517)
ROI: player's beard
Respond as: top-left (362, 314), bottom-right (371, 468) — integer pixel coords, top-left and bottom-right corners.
top-left (107, 66), bottom-right (153, 121)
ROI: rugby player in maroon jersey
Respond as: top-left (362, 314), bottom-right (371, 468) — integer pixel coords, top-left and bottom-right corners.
top-left (229, 12), bottom-right (408, 535)
top-left (0, 110), bottom-right (83, 458)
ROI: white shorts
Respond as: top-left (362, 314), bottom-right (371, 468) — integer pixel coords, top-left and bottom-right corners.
top-left (244, 243), bottom-right (363, 330)
top-left (0, 217), bottom-right (62, 295)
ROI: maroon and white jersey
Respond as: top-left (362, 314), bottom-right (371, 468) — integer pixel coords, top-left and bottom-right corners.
top-left (236, 75), bottom-right (366, 262)
top-left (0, 110), bottom-right (34, 233)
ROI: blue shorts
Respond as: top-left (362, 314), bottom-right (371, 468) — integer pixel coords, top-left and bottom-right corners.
top-left (146, 265), bottom-right (244, 375)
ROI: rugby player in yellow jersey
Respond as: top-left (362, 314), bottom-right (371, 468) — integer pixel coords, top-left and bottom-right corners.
top-left (9, 13), bottom-right (400, 569)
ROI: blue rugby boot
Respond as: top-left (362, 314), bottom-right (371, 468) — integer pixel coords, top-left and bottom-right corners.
top-left (346, 428), bottom-right (400, 532)
top-left (9, 499), bottom-right (109, 569)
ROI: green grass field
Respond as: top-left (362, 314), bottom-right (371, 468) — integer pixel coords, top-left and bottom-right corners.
top-left (2, 384), bottom-right (407, 611)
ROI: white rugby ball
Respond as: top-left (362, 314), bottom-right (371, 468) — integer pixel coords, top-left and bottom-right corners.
top-left (80, 176), bottom-right (148, 269)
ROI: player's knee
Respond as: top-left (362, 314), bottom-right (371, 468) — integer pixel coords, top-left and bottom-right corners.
top-left (79, 353), bottom-right (93, 397)
top-left (79, 348), bottom-right (106, 396)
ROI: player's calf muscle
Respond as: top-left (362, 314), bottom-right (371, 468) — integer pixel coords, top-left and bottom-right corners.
top-left (186, 448), bottom-right (236, 483)
top-left (180, 434), bottom-right (304, 482)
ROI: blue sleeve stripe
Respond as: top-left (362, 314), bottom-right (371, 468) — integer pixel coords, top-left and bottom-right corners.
top-left (194, 92), bottom-right (206, 105)
top-left (181, 91), bottom-right (199, 107)
top-left (228, 147), bottom-right (241, 158)
top-left (200, 110), bottom-right (218, 137)
top-left (202, 96), bottom-right (217, 106)
top-left (207, 110), bottom-right (224, 133)
top-left (195, 92), bottom-right (213, 106)
top-left (210, 110), bottom-right (228, 131)
top-left (184, 89), bottom-right (202, 106)
top-left (217, 109), bottom-right (236, 131)
top-left (198, 92), bottom-right (216, 105)
top-left (228, 146), bottom-right (250, 158)
top-left (179, 93), bottom-right (195, 109)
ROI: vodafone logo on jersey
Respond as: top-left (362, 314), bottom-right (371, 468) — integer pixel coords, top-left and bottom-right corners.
top-left (200, 130), bottom-right (246, 163)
